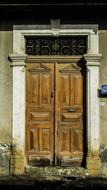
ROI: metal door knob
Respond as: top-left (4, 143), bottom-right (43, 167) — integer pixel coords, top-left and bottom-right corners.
top-left (68, 108), bottom-right (75, 112)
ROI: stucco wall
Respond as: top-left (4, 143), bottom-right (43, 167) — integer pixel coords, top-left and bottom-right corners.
top-left (99, 31), bottom-right (107, 174)
top-left (99, 31), bottom-right (107, 144)
top-left (0, 31), bottom-right (12, 174)
top-left (0, 31), bottom-right (12, 143)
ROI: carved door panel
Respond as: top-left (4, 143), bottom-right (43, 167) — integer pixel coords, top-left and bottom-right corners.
top-left (26, 62), bottom-right (83, 166)
top-left (55, 63), bottom-right (83, 166)
top-left (26, 63), bottom-right (54, 165)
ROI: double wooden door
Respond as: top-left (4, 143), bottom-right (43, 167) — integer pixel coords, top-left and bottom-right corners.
top-left (26, 61), bottom-right (83, 166)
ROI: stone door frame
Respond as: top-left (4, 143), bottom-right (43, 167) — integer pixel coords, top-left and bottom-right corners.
top-left (9, 23), bottom-right (102, 175)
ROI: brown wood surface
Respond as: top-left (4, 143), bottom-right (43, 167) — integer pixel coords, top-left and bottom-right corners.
top-left (26, 61), bottom-right (83, 166)
top-left (26, 63), bottom-right (55, 165)
top-left (55, 63), bottom-right (83, 166)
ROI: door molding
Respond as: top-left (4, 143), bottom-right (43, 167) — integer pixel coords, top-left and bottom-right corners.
top-left (9, 24), bottom-right (102, 175)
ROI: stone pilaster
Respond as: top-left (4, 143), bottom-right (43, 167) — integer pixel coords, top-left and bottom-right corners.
top-left (84, 54), bottom-right (102, 175)
top-left (9, 54), bottom-right (27, 175)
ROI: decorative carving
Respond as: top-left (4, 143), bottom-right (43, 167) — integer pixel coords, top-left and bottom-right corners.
top-left (28, 64), bottom-right (51, 72)
top-left (59, 64), bottom-right (81, 73)
top-left (26, 36), bottom-right (87, 55)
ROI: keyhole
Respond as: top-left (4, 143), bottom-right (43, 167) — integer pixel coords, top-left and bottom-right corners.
top-left (51, 91), bottom-right (54, 97)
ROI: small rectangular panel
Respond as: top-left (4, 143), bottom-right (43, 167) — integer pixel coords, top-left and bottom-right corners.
top-left (30, 123), bottom-right (51, 129)
top-left (60, 123), bottom-right (81, 130)
top-left (62, 113), bottom-right (82, 122)
top-left (28, 158), bottom-right (50, 167)
top-left (30, 112), bottom-right (51, 121)
top-left (29, 73), bottom-right (39, 104)
top-left (40, 129), bottom-right (51, 151)
top-left (40, 73), bottom-right (51, 105)
top-left (30, 129), bottom-right (39, 151)
top-left (72, 129), bottom-right (83, 152)
top-left (70, 76), bottom-right (75, 105)
top-left (59, 125), bottom-right (83, 154)
top-left (61, 129), bottom-right (71, 152)
top-left (74, 75), bottom-right (83, 105)
top-left (30, 130), bottom-right (34, 150)
top-left (61, 74), bottom-right (70, 106)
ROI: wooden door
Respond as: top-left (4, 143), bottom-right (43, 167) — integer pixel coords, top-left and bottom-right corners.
top-left (26, 61), bottom-right (83, 166)
top-left (26, 63), bottom-right (55, 166)
top-left (55, 63), bottom-right (83, 166)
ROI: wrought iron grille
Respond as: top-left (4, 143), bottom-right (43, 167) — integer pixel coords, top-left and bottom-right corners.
top-left (25, 36), bottom-right (87, 55)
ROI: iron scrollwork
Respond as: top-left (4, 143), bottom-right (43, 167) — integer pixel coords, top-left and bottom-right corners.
top-left (26, 36), bottom-right (87, 55)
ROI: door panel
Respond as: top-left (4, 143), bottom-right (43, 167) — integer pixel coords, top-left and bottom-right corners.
top-left (26, 61), bottom-right (84, 166)
top-left (56, 63), bottom-right (83, 166)
top-left (26, 63), bottom-right (54, 165)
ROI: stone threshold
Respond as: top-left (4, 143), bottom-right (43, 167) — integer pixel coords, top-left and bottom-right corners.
top-left (25, 166), bottom-right (88, 180)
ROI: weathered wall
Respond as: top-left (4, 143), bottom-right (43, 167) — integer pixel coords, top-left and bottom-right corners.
top-left (99, 31), bottom-right (107, 144)
top-left (99, 31), bottom-right (107, 174)
top-left (0, 31), bottom-right (12, 174)
top-left (0, 31), bottom-right (12, 143)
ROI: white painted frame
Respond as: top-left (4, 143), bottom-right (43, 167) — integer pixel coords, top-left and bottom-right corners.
top-left (9, 24), bottom-right (102, 174)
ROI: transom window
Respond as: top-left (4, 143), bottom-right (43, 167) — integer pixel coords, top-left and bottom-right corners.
top-left (25, 36), bottom-right (87, 55)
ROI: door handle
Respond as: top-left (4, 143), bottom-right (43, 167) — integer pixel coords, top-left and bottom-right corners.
top-left (68, 108), bottom-right (75, 112)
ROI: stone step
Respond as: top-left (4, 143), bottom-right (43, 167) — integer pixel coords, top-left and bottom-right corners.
top-left (25, 166), bottom-right (88, 180)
